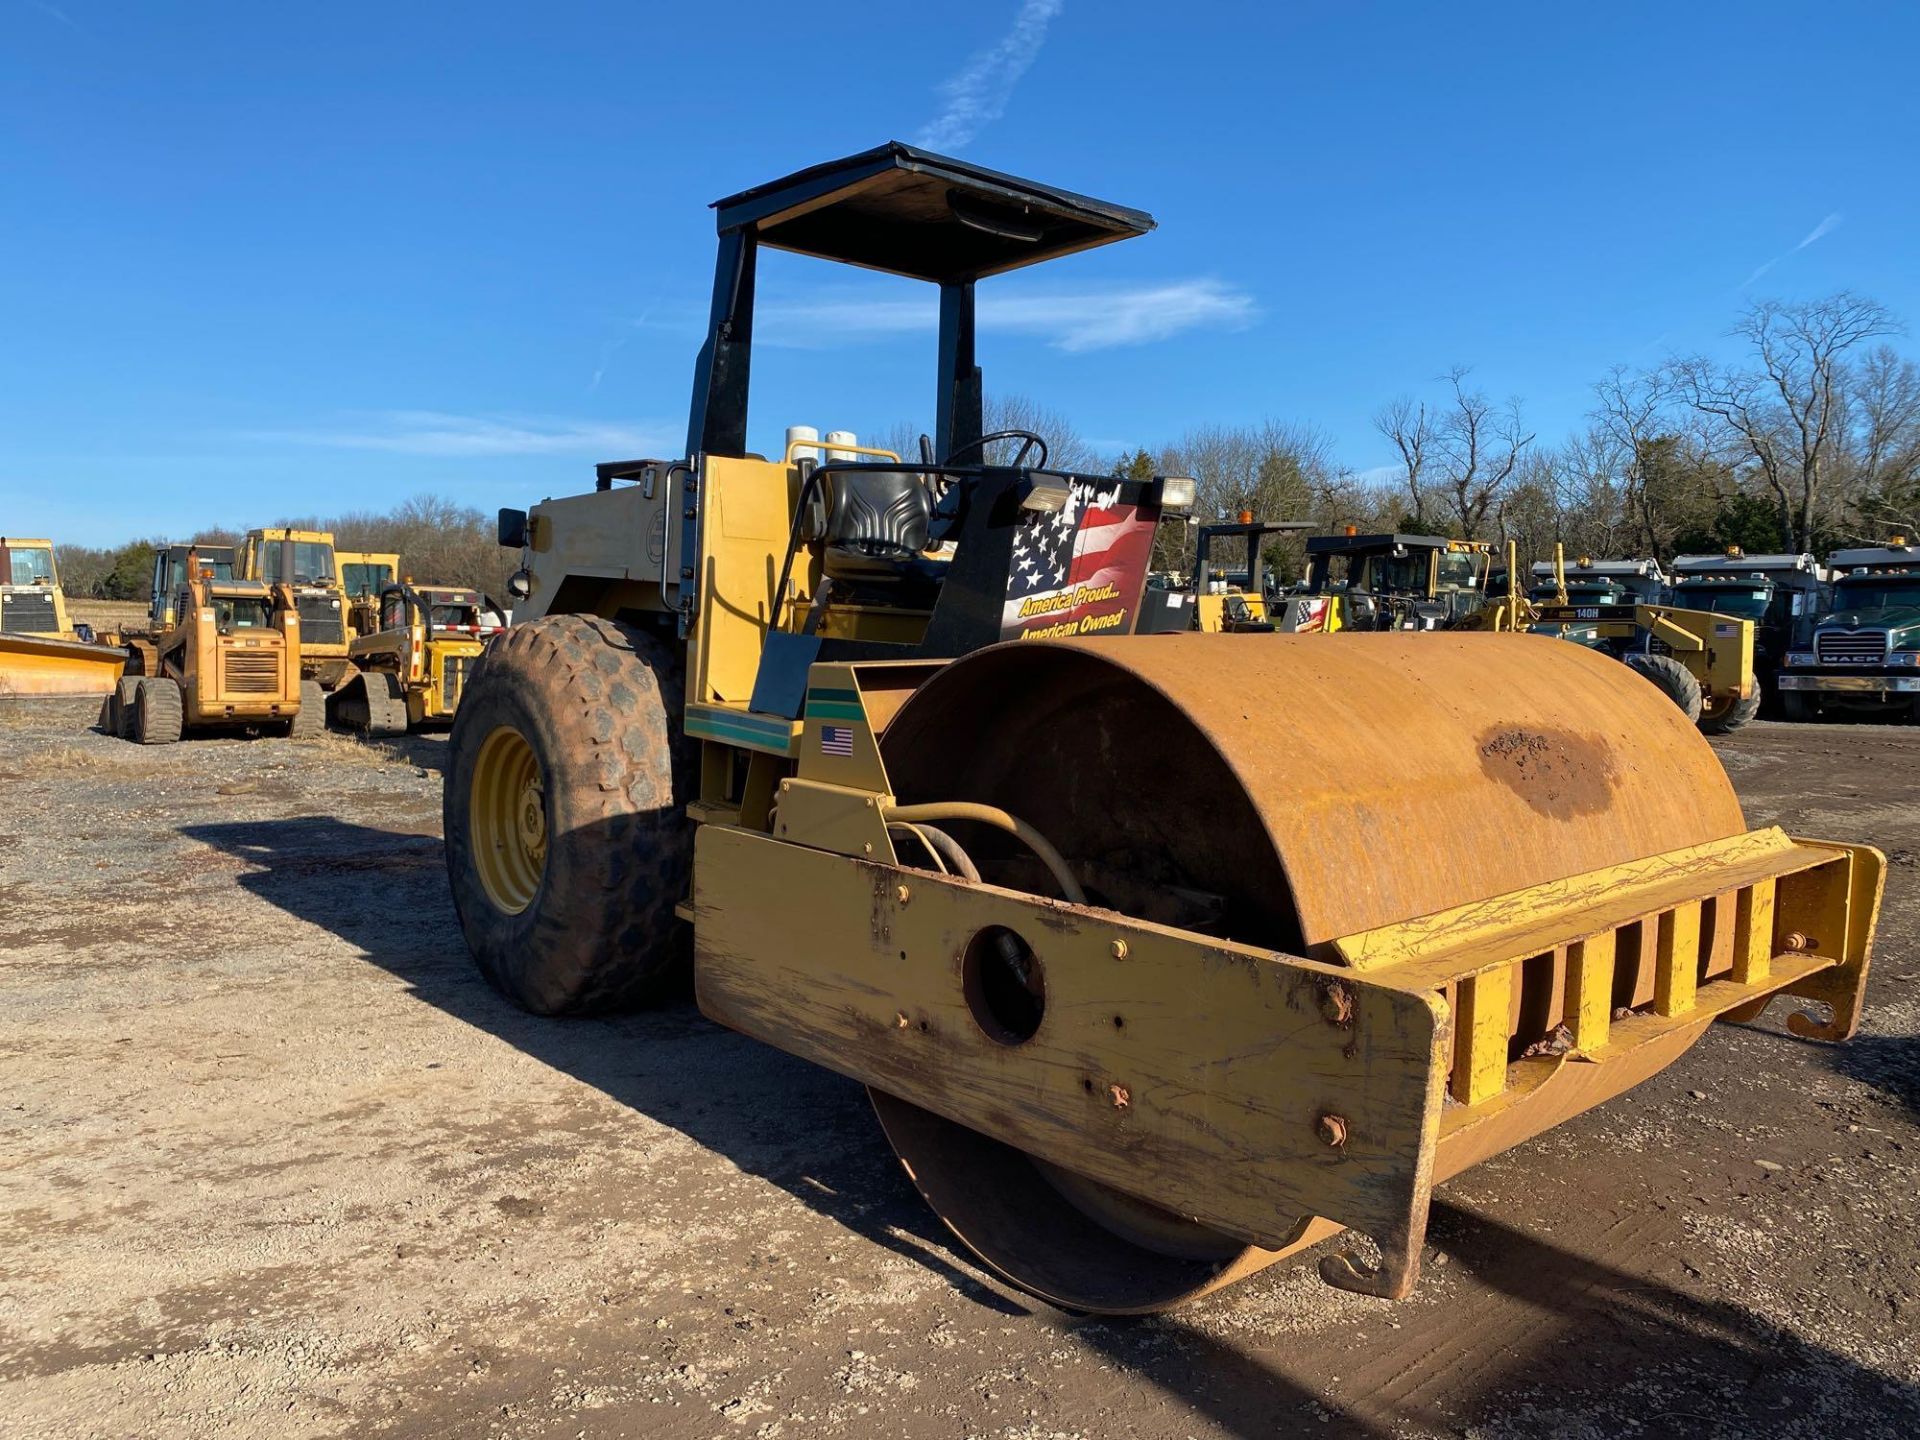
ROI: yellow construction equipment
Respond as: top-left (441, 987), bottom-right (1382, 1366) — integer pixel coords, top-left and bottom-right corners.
top-left (1301, 531), bottom-right (1495, 631)
top-left (331, 582), bottom-right (504, 733)
top-left (1473, 545), bottom-right (1763, 733)
top-left (111, 548), bottom-right (319, 742)
top-left (337, 550), bottom-right (400, 638)
top-left (1188, 517), bottom-right (1317, 632)
top-left (238, 527), bottom-right (351, 689)
top-left (441, 144), bottom-right (1883, 1314)
top-left (0, 536), bottom-right (128, 699)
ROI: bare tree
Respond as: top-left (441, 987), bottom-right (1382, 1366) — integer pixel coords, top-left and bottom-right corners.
top-left (1848, 345), bottom-right (1920, 536)
top-left (1373, 394), bottom-right (1435, 530)
top-left (1431, 367), bottom-right (1534, 539)
top-left (1671, 293), bottom-right (1900, 551)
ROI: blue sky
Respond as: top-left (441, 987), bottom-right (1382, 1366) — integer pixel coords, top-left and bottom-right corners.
top-left (4, 1), bottom-right (1916, 546)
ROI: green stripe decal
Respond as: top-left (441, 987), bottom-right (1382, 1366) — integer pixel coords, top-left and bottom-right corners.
top-left (807, 686), bottom-right (860, 702)
top-left (805, 701), bottom-right (866, 721)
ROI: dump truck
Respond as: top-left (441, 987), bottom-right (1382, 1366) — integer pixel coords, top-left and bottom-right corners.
top-left (331, 582), bottom-right (505, 733)
top-left (239, 528), bottom-right (351, 689)
top-left (111, 549), bottom-right (320, 742)
top-left (1527, 553), bottom-right (1763, 732)
top-left (1670, 549), bottom-right (1826, 708)
top-left (1777, 539), bottom-right (1920, 721)
top-left (0, 536), bottom-right (128, 699)
top-left (442, 143), bottom-right (1883, 1314)
top-left (1189, 518), bottom-right (1317, 632)
top-left (1301, 532), bottom-right (1493, 630)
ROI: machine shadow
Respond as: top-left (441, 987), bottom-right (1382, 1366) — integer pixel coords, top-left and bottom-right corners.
top-left (1826, 1031), bottom-right (1920, 1118)
top-left (179, 814), bottom-right (1920, 1440)
top-left (180, 813), bottom-right (1020, 1318)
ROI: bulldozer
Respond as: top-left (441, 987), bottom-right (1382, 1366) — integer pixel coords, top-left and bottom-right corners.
top-left (442, 143), bottom-right (1884, 1314)
top-left (331, 581), bottom-right (505, 734)
top-left (0, 536), bottom-right (129, 699)
top-left (110, 549), bottom-right (320, 743)
top-left (238, 527), bottom-right (352, 689)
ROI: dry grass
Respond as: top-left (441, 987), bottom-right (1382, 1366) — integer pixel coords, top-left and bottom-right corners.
top-left (66, 598), bottom-right (147, 630)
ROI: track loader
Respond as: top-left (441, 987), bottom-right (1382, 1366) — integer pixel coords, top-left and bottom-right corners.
top-left (332, 582), bottom-right (504, 733)
top-left (112, 549), bottom-right (320, 742)
top-left (443, 144), bottom-right (1884, 1313)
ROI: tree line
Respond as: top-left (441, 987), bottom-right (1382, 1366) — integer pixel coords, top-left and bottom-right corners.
top-left (57, 288), bottom-right (1920, 599)
top-left (1121, 290), bottom-right (1919, 582)
top-left (55, 496), bottom-right (511, 600)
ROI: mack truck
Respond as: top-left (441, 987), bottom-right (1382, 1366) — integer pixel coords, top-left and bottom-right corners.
top-left (1777, 539), bottom-right (1920, 720)
top-left (1670, 549), bottom-right (1826, 707)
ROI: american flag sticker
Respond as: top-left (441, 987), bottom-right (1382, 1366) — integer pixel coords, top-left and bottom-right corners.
top-left (820, 724), bottom-right (855, 757)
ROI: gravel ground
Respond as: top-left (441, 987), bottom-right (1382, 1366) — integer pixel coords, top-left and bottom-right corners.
top-left (0, 700), bottom-right (1915, 1439)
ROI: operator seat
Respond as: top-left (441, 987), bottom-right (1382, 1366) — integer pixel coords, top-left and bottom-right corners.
top-left (817, 465), bottom-right (944, 602)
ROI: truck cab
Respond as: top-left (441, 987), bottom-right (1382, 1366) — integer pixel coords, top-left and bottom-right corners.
top-left (1778, 539), bottom-right (1920, 719)
top-left (337, 550), bottom-right (401, 638)
top-left (239, 528), bottom-right (350, 687)
top-left (1670, 549), bottom-right (1825, 700)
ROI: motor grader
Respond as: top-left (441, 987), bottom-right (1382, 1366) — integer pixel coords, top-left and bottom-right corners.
top-left (444, 143), bottom-right (1883, 1314)
top-left (331, 581), bottom-right (504, 734)
top-left (110, 549), bottom-right (320, 743)
top-left (1485, 549), bottom-right (1764, 734)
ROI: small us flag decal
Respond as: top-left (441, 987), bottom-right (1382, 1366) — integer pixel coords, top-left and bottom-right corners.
top-left (820, 724), bottom-right (855, 757)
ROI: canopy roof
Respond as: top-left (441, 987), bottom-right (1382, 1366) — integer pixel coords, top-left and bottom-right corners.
top-left (711, 142), bottom-right (1154, 283)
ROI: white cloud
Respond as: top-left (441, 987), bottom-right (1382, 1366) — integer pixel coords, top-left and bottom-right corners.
top-left (1741, 212), bottom-right (1844, 288)
top-left (755, 278), bottom-right (1257, 353)
top-left (240, 411), bottom-right (673, 458)
top-left (916, 0), bottom-right (1065, 152)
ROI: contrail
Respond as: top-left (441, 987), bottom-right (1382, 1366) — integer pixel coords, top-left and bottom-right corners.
top-left (916, 0), bottom-right (1065, 152)
top-left (1741, 212), bottom-right (1844, 288)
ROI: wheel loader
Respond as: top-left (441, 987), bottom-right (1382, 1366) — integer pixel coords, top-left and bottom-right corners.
top-left (111, 549), bottom-right (320, 743)
top-left (238, 527), bottom-right (352, 689)
top-left (443, 143), bottom-right (1884, 1314)
top-left (331, 582), bottom-right (504, 734)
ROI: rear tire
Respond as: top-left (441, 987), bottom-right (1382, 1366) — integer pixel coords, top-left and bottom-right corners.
top-left (288, 680), bottom-right (326, 738)
top-left (104, 676), bottom-right (142, 738)
top-left (444, 614), bottom-right (692, 1015)
top-left (1780, 690), bottom-right (1819, 723)
top-left (134, 677), bottom-right (184, 745)
top-left (1699, 679), bottom-right (1763, 734)
top-left (1625, 652), bottom-right (1703, 725)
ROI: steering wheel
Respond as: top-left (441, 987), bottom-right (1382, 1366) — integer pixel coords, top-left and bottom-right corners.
top-left (942, 428), bottom-right (1050, 470)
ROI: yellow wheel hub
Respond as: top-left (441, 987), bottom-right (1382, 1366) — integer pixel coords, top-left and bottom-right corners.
top-left (473, 725), bottom-right (547, 914)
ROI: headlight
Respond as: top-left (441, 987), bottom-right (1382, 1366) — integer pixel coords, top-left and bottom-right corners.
top-left (1151, 474), bottom-right (1197, 511)
top-left (1785, 651), bottom-right (1816, 667)
top-left (1889, 651), bottom-right (1920, 668)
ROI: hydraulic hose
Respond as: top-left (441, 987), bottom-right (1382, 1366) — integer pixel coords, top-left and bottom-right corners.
top-left (880, 802), bottom-right (1084, 904)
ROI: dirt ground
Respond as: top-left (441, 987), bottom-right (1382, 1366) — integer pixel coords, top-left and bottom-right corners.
top-left (1, 701), bottom-right (1916, 1440)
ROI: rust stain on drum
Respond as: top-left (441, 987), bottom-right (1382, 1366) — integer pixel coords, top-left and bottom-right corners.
top-left (1477, 727), bottom-right (1617, 819)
